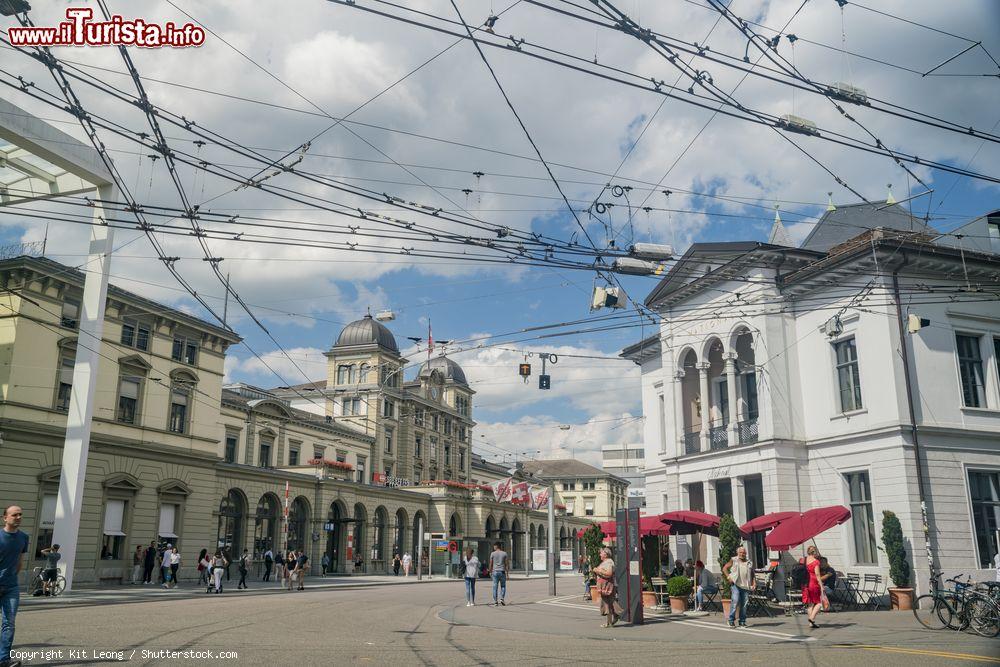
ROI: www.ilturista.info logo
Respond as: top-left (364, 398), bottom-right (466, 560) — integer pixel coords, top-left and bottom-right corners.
top-left (7, 7), bottom-right (205, 48)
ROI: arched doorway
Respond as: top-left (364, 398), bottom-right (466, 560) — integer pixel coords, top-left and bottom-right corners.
top-left (393, 508), bottom-right (408, 557)
top-left (449, 513), bottom-right (461, 538)
top-left (528, 524), bottom-right (536, 550)
top-left (485, 515), bottom-right (497, 542)
top-left (254, 493), bottom-right (280, 557)
top-left (353, 503), bottom-right (367, 572)
top-left (537, 524), bottom-right (545, 550)
top-left (499, 517), bottom-right (510, 552)
top-left (559, 526), bottom-right (567, 551)
top-left (286, 497), bottom-right (310, 554)
top-left (372, 506), bottom-right (388, 571)
top-left (326, 500), bottom-right (346, 572)
top-left (216, 489), bottom-right (246, 560)
top-left (511, 519), bottom-right (522, 569)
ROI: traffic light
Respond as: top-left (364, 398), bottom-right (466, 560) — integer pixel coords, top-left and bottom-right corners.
top-left (539, 374), bottom-right (551, 390)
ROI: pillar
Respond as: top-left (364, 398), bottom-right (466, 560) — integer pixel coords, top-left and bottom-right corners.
top-left (725, 352), bottom-right (740, 444)
top-left (673, 369), bottom-right (686, 456)
top-left (696, 362), bottom-right (711, 452)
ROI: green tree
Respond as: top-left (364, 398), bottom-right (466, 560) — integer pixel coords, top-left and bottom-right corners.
top-left (881, 510), bottom-right (911, 588)
top-left (583, 523), bottom-right (604, 572)
top-left (718, 513), bottom-right (740, 566)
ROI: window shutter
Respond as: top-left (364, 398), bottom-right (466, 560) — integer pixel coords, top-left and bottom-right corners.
top-left (158, 504), bottom-right (178, 538)
top-left (120, 377), bottom-right (140, 399)
top-left (41, 494), bottom-right (57, 527)
top-left (103, 499), bottom-right (126, 536)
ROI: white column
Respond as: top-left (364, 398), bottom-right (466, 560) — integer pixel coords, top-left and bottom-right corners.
top-left (696, 362), bottom-right (711, 452)
top-left (673, 369), bottom-right (686, 456)
top-left (725, 353), bottom-right (739, 444)
top-left (52, 184), bottom-right (116, 592)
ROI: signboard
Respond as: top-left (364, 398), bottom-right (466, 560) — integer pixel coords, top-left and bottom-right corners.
top-left (346, 533), bottom-right (354, 561)
top-left (614, 507), bottom-right (643, 625)
top-left (372, 472), bottom-right (413, 488)
top-left (531, 549), bottom-right (546, 571)
top-left (433, 540), bottom-right (449, 553)
top-left (559, 550), bottom-right (573, 570)
top-left (448, 541), bottom-right (458, 553)
top-left (323, 522), bottom-right (335, 532)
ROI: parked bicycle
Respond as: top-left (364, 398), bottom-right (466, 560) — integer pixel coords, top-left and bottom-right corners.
top-left (28, 565), bottom-right (66, 597)
top-left (913, 572), bottom-right (1000, 637)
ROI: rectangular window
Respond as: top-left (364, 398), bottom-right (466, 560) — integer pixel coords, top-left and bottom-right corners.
top-left (565, 501), bottom-right (575, 516)
top-left (382, 399), bottom-right (395, 419)
top-left (969, 471), bottom-right (1000, 569)
top-left (414, 408), bottom-right (424, 427)
top-left (444, 442), bottom-right (451, 465)
top-left (337, 365), bottom-right (351, 384)
top-left (288, 447), bottom-right (300, 466)
top-left (743, 373), bottom-right (759, 420)
top-left (846, 471), bottom-right (877, 565)
top-left (458, 426), bottom-right (466, 442)
top-left (989, 219), bottom-right (1000, 249)
top-left (224, 434), bottom-right (238, 463)
top-left (34, 493), bottom-right (57, 559)
top-left (158, 503), bottom-right (179, 546)
top-left (957, 334), bottom-right (985, 408)
top-left (834, 338), bottom-right (863, 412)
top-left (171, 337), bottom-right (198, 365)
top-left (336, 451), bottom-right (346, 464)
top-left (415, 435), bottom-right (423, 458)
top-left (357, 457), bottom-right (366, 484)
top-left (314, 449), bottom-right (323, 460)
top-left (56, 353), bottom-right (74, 411)
top-left (61, 297), bottom-right (80, 328)
top-left (583, 481), bottom-right (596, 491)
top-left (259, 439), bottom-right (272, 468)
top-left (384, 428), bottom-right (393, 454)
top-left (341, 397), bottom-right (361, 416)
top-left (584, 501), bottom-right (595, 516)
top-left (459, 448), bottom-right (466, 470)
top-left (116, 375), bottom-right (141, 424)
top-left (120, 320), bottom-right (151, 351)
top-left (715, 479), bottom-right (733, 518)
top-left (432, 415), bottom-right (440, 431)
top-left (430, 436), bottom-right (438, 459)
top-left (563, 481), bottom-right (576, 491)
top-left (168, 385), bottom-right (190, 434)
top-left (444, 419), bottom-right (452, 436)
top-left (101, 498), bottom-right (126, 560)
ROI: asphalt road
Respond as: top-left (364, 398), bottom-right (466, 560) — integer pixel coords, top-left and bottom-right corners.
top-left (12, 577), bottom-right (1000, 666)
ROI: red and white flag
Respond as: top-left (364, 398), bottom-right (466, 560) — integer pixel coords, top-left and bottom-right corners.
top-left (511, 482), bottom-right (530, 505)
top-left (530, 486), bottom-right (549, 510)
top-left (491, 477), bottom-right (513, 503)
top-left (427, 320), bottom-right (433, 359)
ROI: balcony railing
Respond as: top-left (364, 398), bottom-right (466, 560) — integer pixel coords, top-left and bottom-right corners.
top-left (709, 423), bottom-right (729, 450)
top-left (738, 418), bottom-right (759, 445)
top-left (683, 429), bottom-right (701, 455)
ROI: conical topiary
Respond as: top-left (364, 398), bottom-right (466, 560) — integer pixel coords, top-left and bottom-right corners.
top-left (881, 510), bottom-right (911, 588)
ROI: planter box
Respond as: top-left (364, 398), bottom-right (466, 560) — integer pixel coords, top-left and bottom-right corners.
top-left (642, 591), bottom-right (658, 608)
top-left (669, 595), bottom-right (689, 614)
top-left (721, 598), bottom-right (731, 617)
top-left (889, 587), bottom-right (914, 611)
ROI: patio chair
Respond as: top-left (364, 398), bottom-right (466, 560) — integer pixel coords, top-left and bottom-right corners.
top-left (650, 577), bottom-right (670, 608)
top-left (844, 573), bottom-right (862, 611)
top-left (746, 573), bottom-right (775, 617)
top-left (778, 576), bottom-right (804, 616)
top-left (862, 573), bottom-right (886, 610)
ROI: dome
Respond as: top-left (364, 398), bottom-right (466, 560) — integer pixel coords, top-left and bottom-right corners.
top-left (335, 315), bottom-right (399, 353)
top-left (419, 356), bottom-right (467, 385)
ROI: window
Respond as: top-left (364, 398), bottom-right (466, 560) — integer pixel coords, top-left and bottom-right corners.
top-left (989, 219), bottom-right (1000, 250)
top-left (224, 433), bottom-right (238, 463)
top-left (313, 448), bottom-right (323, 460)
top-left (120, 319), bottom-right (150, 351)
top-left (288, 446), bottom-right (300, 466)
top-left (341, 397), bottom-right (361, 415)
top-left (432, 415), bottom-right (440, 431)
top-left (846, 471), bottom-right (877, 565)
top-left (34, 493), bottom-right (56, 559)
top-left (60, 297), bottom-right (80, 328)
top-left (969, 471), bottom-right (1000, 569)
top-left (337, 364), bottom-right (351, 384)
top-left (456, 395), bottom-right (469, 416)
top-left (565, 501), bottom-right (575, 516)
top-left (742, 373), bottom-right (759, 420)
top-left (101, 499), bottom-right (126, 560)
top-left (415, 435), bottom-right (423, 458)
top-left (444, 419), bottom-right (452, 436)
top-left (259, 437), bottom-right (273, 468)
top-left (116, 375), bottom-right (142, 424)
top-left (957, 334), bottom-right (985, 408)
top-left (356, 457), bottom-right (366, 483)
top-left (996, 339), bottom-right (1000, 387)
top-left (583, 481), bottom-right (596, 491)
top-left (359, 363), bottom-right (371, 383)
top-left (336, 451), bottom-right (346, 464)
top-left (715, 479), bottom-right (733, 518)
top-left (563, 481), bottom-right (576, 491)
top-left (834, 338), bottom-right (863, 412)
top-left (444, 442), bottom-right (451, 465)
top-left (459, 448), bottom-right (466, 470)
top-left (158, 503), bottom-right (179, 548)
top-left (414, 408), bottom-right (425, 427)
top-left (380, 364), bottom-right (399, 388)
top-left (55, 351), bottom-right (74, 411)
top-left (430, 436), bottom-right (438, 459)
top-left (171, 336), bottom-right (198, 365)
top-left (584, 500), bottom-right (595, 516)
top-left (168, 383), bottom-right (191, 434)
top-left (384, 428), bottom-right (393, 454)
top-left (458, 426), bottom-right (466, 442)
top-left (382, 399), bottom-right (395, 419)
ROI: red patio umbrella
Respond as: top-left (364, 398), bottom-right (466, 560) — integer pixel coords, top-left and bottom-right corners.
top-left (765, 505), bottom-right (852, 551)
top-left (600, 517), bottom-right (671, 538)
top-left (658, 510), bottom-right (721, 537)
top-left (739, 511), bottom-right (800, 536)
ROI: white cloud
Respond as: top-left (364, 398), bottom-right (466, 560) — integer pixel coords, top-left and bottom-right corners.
top-left (229, 346), bottom-right (327, 386)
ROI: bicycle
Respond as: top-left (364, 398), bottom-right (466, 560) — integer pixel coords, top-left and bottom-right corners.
top-left (913, 572), bottom-right (1000, 637)
top-left (28, 566), bottom-right (66, 597)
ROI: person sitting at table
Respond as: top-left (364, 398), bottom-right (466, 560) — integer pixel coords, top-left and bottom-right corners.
top-left (670, 559), bottom-right (685, 578)
top-left (694, 560), bottom-right (717, 611)
top-left (819, 557), bottom-right (837, 600)
top-left (684, 558), bottom-right (695, 578)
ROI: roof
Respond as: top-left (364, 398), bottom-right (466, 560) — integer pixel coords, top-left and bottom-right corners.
top-left (335, 314), bottom-right (399, 353)
top-left (0, 255), bottom-right (240, 342)
top-left (222, 388), bottom-right (373, 443)
top-left (520, 459), bottom-right (629, 484)
top-left (799, 201), bottom-right (934, 253)
top-left (272, 380), bottom-right (326, 392)
top-left (418, 355), bottom-right (467, 385)
top-left (620, 333), bottom-right (661, 364)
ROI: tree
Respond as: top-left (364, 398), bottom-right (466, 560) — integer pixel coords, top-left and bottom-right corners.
top-left (881, 510), bottom-right (911, 588)
top-left (718, 513), bottom-right (740, 566)
top-left (583, 523), bottom-right (604, 572)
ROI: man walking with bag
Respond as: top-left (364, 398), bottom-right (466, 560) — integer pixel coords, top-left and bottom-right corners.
top-left (722, 546), bottom-right (755, 628)
top-left (489, 542), bottom-right (509, 606)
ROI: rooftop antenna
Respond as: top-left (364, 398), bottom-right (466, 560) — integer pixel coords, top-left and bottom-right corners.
top-left (827, 192), bottom-right (836, 212)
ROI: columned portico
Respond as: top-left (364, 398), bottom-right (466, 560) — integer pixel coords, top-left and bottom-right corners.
top-left (697, 362), bottom-right (711, 452)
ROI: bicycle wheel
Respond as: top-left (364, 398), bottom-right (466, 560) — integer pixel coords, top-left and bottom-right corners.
top-left (52, 576), bottom-right (66, 597)
top-left (967, 595), bottom-right (1000, 638)
top-left (939, 593), bottom-right (966, 630)
top-left (913, 594), bottom-right (949, 630)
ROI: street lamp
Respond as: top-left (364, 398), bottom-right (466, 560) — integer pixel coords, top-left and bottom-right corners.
top-left (515, 466), bottom-right (557, 597)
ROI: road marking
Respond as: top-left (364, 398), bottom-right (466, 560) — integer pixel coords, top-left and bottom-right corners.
top-left (535, 597), bottom-right (814, 643)
top-left (832, 644), bottom-right (1000, 663)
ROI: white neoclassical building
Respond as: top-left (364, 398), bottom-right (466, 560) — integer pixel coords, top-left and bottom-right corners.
top-left (623, 203), bottom-right (1000, 592)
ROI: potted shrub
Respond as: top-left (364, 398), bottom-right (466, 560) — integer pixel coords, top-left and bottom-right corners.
top-left (583, 523), bottom-right (604, 602)
top-left (881, 510), bottom-right (913, 610)
top-left (666, 575), bottom-right (692, 613)
top-left (718, 513), bottom-right (740, 616)
top-left (641, 574), bottom-right (658, 608)
top-left (720, 581), bottom-right (732, 617)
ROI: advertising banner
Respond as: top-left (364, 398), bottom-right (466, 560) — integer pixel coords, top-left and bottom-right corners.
top-left (559, 550), bottom-right (573, 570)
top-left (531, 548), bottom-right (546, 571)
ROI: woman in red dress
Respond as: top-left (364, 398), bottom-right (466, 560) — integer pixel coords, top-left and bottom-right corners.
top-left (801, 545), bottom-right (823, 628)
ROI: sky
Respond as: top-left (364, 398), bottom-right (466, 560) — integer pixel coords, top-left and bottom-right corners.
top-left (1, 0), bottom-right (997, 467)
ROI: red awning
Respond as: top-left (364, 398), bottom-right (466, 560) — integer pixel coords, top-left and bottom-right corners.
top-left (659, 510), bottom-right (720, 537)
top-left (764, 505), bottom-right (852, 551)
top-left (739, 511), bottom-right (800, 536)
top-left (598, 516), bottom-right (671, 538)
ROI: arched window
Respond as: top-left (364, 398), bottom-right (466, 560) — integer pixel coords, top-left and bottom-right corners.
top-left (511, 519), bottom-right (522, 569)
top-left (372, 507), bottom-right (388, 565)
top-left (254, 494), bottom-right (280, 556)
top-left (394, 509), bottom-right (407, 556)
top-left (326, 501), bottom-right (345, 573)
top-left (359, 363), bottom-right (371, 383)
top-left (353, 504), bottom-right (367, 571)
top-left (337, 364), bottom-right (353, 385)
top-left (449, 513), bottom-right (459, 537)
top-left (216, 489), bottom-right (246, 558)
top-left (287, 497), bottom-right (309, 554)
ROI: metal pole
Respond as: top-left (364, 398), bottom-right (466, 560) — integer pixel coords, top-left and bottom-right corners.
top-left (417, 516), bottom-right (424, 581)
top-left (51, 183), bottom-right (116, 592)
top-left (547, 483), bottom-right (556, 596)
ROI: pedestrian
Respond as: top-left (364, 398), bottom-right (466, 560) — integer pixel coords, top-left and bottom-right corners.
top-left (210, 550), bottom-right (227, 594)
top-left (142, 541), bottom-right (156, 584)
top-left (462, 548), bottom-right (480, 606)
top-left (321, 552), bottom-right (330, 576)
top-left (802, 545), bottom-right (823, 629)
top-left (488, 541), bottom-right (509, 606)
top-left (286, 552), bottom-right (297, 591)
top-left (722, 545), bottom-right (755, 628)
top-left (238, 549), bottom-right (250, 590)
top-left (580, 554), bottom-right (591, 601)
top-left (670, 559), bottom-right (685, 578)
top-left (593, 547), bottom-right (622, 628)
top-left (1, 506), bottom-right (28, 667)
top-left (295, 550), bottom-right (309, 591)
top-left (39, 544), bottom-right (61, 596)
top-left (402, 552), bottom-right (412, 577)
top-left (198, 549), bottom-right (210, 587)
top-left (392, 553), bottom-right (401, 576)
top-left (263, 548), bottom-right (273, 581)
top-left (160, 544), bottom-right (173, 589)
top-left (168, 546), bottom-right (181, 588)
top-left (223, 549), bottom-right (232, 582)
top-left (131, 546), bottom-right (143, 585)
top-left (694, 560), bottom-right (717, 611)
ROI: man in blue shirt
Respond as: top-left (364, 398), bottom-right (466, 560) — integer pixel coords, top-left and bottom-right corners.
top-left (1, 505), bottom-right (29, 667)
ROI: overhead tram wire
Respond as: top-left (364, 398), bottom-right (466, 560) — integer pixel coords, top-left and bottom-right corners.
top-left (323, 1), bottom-right (1000, 185)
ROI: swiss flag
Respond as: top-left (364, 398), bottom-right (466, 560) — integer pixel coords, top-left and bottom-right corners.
top-left (511, 482), bottom-right (530, 505)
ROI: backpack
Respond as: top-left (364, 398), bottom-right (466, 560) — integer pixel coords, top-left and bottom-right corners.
top-left (791, 562), bottom-right (809, 588)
